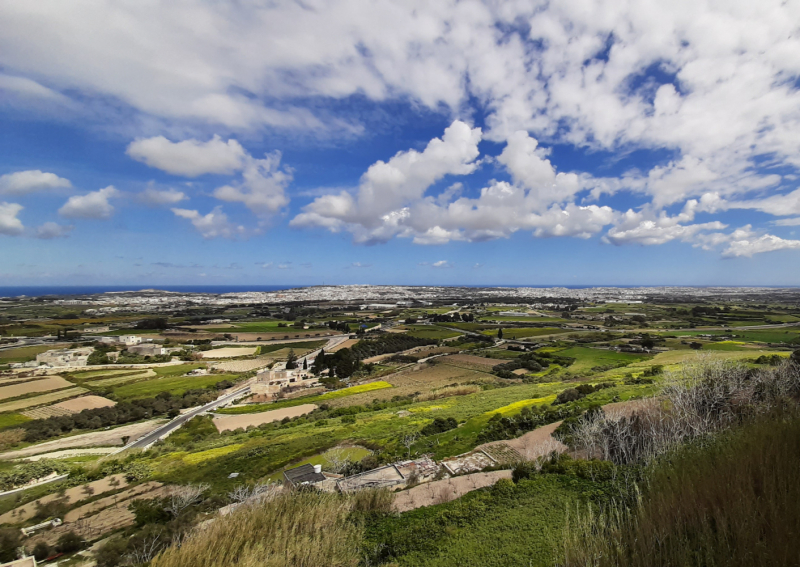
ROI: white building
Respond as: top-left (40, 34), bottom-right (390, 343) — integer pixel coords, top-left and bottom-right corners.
top-left (35, 347), bottom-right (93, 368)
top-left (118, 335), bottom-right (143, 346)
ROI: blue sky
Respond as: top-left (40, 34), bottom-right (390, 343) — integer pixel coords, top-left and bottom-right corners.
top-left (2, 1), bottom-right (800, 286)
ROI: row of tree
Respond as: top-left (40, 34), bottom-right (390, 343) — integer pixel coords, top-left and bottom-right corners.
top-left (20, 382), bottom-right (234, 442)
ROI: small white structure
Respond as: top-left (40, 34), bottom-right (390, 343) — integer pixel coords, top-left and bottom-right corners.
top-left (21, 518), bottom-right (61, 537)
top-left (119, 335), bottom-right (143, 346)
top-left (127, 344), bottom-right (166, 356)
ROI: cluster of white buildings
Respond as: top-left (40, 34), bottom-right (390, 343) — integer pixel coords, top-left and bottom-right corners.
top-left (251, 367), bottom-right (320, 396)
top-left (34, 347), bottom-right (94, 368)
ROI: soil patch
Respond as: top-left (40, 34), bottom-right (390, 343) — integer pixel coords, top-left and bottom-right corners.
top-left (439, 354), bottom-right (499, 371)
top-left (0, 387), bottom-right (88, 413)
top-left (212, 404), bottom-right (317, 432)
top-left (201, 347), bottom-right (258, 358)
top-left (0, 376), bottom-right (74, 401)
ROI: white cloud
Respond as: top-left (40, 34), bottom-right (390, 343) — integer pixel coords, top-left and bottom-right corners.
top-left (213, 151), bottom-right (291, 217)
top-left (58, 186), bottom-right (119, 219)
top-left (171, 207), bottom-right (244, 239)
top-left (136, 187), bottom-right (187, 206)
top-left (35, 222), bottom-right (74, 239)
top-left (127, 135), bottom-right (246, 177)
top-left (0, 170), bottom-right (71, 196)
top-left (719, 226), bottom-right (800, 258)
top-left (0, 202), bottom-right (24, 236)
top-left (431, 260), bottom-right (452, 268)
top-left (4, 2), bottom-right (800, 254)
top-left (294, 124), bottom-right (617, 245)
top-left (348, 262), bottom-right (371, 268)
top-left (772, 217), bottom-right (800, 227)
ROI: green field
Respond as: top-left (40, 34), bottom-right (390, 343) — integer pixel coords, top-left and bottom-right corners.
top-left (659, 328), bottom-right (800, 344)
top-left (403, 325), bottom-right (462, 339)
top-left (0, 412), bottom-right (31, 429)
top-left (113, 372), bottom-right (234, 399)
top-left (550, 346), bottom-right (652, 372)
top-left (205, 321), bottom-right (328, 333)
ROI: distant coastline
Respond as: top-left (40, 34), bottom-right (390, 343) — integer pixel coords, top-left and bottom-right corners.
top-left (1, 284), bottom-right (797, 299)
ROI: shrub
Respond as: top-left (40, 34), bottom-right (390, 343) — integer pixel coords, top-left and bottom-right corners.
top-left (32, 542), bottom-right (50, 562)
top-left (56, 531), bottom-right (85, 553)
top-left (420, 417), bottom-right (457, 436)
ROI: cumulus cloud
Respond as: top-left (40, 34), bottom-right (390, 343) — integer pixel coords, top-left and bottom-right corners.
top-left (127, 135), bottom-right (246, 177)
top-left (431, 260), bottom-right (452, 268)
top-left (171, 207), bottom-right (245, 239)
top-left (292, 120), bottom-right (482, 243)
top-left (0, 170), bottom-right (71, 196)
top-left (213, 151), bottom-right (291, 217)
top-left (58, 186), bottom-right (119, 219)
top-left (293, 123), bottom-right (617, 245)
top-left (35, 222), bottom-right (74, 239)
top-left (712, 226), bottom-right (800, 258)
top-left (4, 2), bottom-right (800, 256)
top-left (0, 202), bottom-right (24, 236)
top-left (136, 186), bottom-right (187, 206)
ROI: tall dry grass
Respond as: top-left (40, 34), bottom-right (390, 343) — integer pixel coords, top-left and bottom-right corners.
top-left (568, 357), bottom-right (800, 465)
top-left (150, 488), bottom-right (393, 567)
top-left (563, 412), bottom-right (800, 567)
top-left (562, 357), bottom-right (800, 567)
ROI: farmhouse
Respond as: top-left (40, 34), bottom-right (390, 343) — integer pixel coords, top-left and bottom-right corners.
top-left (35, 347), bottom-right (93, 368)
top-left (251, 368), bottom-right (320, 395)
top-left (283, 464), bottom-right (341, 492)
top-left (119, 335), bottom-right (143, 346)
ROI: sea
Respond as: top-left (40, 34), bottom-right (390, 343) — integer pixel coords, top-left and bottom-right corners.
top-left (0, 285), bottom-right (303, 298)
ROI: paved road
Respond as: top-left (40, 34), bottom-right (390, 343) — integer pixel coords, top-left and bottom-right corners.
top-left (113, 334), bottom-right (351, 453)
top-left (117, 385), bottom-right (253, 452)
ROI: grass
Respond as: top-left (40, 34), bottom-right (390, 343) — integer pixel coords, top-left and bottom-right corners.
top-left (113, 373), bottom-right (237, 400)
top-left (564, 413), bottom-right (800, 567)
top-left (265, 446), bottom-right (372, 482)
top-left (363, 475), bottom-right (605, 567)
top-left (151, 490), bottom-right (372, 567)
top-left (0, 412), bottom-right (31, 429)
top-left (552, 346), bottom-right (652, 372)
top-left (181, 444), bottom-right (244, 465)
top-left (486, 395), bottom-right (557, 416)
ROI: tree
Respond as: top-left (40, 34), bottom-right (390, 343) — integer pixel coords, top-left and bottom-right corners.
top-left (689, 342), bottom-right (703, 350)
top-left (285, 349), bottom-right (297, 370)
top-left (165, 483), bottom-right (209, 517)
top-left (302, 358), bottom-right (308, 370)
top-left (497, 328), bottom-right (503, 340)
top-left (0, 528), bottom-right (21, 562)
top-left (791, 349), bottom-right (800, 365)
top-left (32, 542), bottom-right (51, 562)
